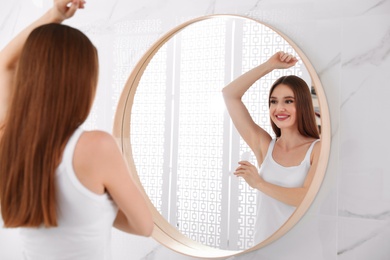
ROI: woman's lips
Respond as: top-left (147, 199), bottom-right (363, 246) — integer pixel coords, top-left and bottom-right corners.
top-left (275, 114), bottom-right (289, 120)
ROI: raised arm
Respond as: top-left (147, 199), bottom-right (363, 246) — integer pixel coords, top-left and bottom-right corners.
top-left (0, 0), bottom-right (85, 128)
top-left (222, 51), bottom-right (298, 162)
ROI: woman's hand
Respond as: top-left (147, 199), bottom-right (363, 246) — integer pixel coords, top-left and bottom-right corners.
top-left (234, 161), bottom-right (263, 189)
top-left (51, 0), bottom-right (86, 22)
top-left (266, 51), bottom-right (298, 70)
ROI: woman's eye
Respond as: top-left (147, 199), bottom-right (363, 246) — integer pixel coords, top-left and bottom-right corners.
top-left (285, 100), bottom-right (294, 104)
top-left (270, 100), bottom-right (277, 104)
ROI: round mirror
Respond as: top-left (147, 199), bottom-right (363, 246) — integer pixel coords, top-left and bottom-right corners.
top-left (113, 14), bottom-right (330, 258)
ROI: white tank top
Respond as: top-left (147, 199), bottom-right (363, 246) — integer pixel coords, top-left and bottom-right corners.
top-left (20, 128), bottom-right (118, 260)
top-left (254, 138), bottom-right (319, 244)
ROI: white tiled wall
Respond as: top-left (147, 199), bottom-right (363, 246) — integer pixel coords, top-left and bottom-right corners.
top-left (1, 0), bottom-right (389, 259)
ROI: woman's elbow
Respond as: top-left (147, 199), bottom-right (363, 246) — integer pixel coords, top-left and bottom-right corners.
top-left (113, 210), bottom-right (154, 236)
top-left (140, 220), bottom-right (154, 237)
top-left (221, 87), bottom-right (230, 99)
top-left (222, 87), bottom-right (241, 102)
top-left (135, 212), bottom-right (154, 237)
top-left (289, 189), bottom-right (307, 207)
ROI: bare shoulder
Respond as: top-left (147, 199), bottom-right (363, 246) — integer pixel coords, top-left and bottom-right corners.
top-left (310, 139), bottom-right (322, 164)
top-left (80, 130), bottom-right (116, 144)
top-left (74, 130), bottom-right (121, 173)
top-left (72, 130), bottom-right (122, 194)
top-left (313, 139), bottom-right (321, 152)
top-left (77, 130), bottom-right (118, 153)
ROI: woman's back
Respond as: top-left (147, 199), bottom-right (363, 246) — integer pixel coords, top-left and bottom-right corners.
top-left (20, 128), bottom-right (118, 260)
top-left (0, 3), bottom-right (152, 259)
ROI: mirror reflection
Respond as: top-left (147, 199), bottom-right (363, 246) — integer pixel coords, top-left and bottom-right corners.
top-left (222, 51), bottom-right (321, 245)
top-left (129, 16), bottom-right (321, 250)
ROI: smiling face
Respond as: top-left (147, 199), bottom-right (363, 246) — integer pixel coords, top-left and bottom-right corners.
top-left (269, 84), bottom-right (297, 130)
top-left (268, 75), bottom-right (320, 138)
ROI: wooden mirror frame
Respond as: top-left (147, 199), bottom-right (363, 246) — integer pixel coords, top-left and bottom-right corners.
top-left (113, 14), bottom-right (331, 259)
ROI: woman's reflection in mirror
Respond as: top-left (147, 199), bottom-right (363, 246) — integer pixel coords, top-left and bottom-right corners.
top-left (222, 51), bottom-right (321, 244)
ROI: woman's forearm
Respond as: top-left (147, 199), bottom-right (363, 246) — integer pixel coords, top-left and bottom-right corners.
top-left (222, 51), bottom-right (298, 100)
top-left (254, 178), bottom-right (307, 207)
top-left (222, 62), bottom-right (273, 100)
top-left (0, 10), bottom-right (64, 71)
top-left (113, 209), bottom-right (153, 237)
top-left (0, 0), bottom-right (84, 70)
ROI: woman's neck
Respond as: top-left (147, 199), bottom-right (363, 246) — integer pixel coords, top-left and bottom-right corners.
top-left (277, 129), bottom-right (313, 151)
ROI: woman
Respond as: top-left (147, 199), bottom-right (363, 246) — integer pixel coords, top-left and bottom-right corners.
top-left (0, 1), bottom-right (153, 259)
top-left (222, 51), bottom-right (321, 244)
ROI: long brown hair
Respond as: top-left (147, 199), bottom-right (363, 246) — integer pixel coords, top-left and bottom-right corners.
top-left (268, 75), bottom-right (319, 139)
top-left (0, 23), bottom-right (99, 227)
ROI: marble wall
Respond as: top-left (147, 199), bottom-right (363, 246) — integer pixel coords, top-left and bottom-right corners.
top-left (0, 0), bottom-right (389, 259)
